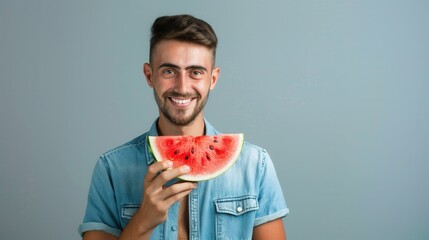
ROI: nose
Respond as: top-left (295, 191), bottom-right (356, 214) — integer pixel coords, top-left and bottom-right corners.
top-left (174, 71), bottom-right (189, 94)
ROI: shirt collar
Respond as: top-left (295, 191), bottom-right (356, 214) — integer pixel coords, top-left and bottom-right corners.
top-left (145, 118), bottom-right (219, 165)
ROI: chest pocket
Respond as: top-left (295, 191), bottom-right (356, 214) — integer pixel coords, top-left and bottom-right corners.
top-left (214, 196), bottom-right (259, 239)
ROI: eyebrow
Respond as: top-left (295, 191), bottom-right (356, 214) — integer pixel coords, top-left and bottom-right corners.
top-left (158, 63), bottom-right (208, 72)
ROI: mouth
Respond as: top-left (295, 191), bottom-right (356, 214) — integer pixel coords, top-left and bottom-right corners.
top-left (169, 97), bottom-right (193, 106)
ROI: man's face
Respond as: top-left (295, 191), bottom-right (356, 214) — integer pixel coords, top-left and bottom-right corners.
top-left (144, 40), bottom-right (219, 126)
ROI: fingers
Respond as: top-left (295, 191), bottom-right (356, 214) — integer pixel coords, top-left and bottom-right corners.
top-left (158, 165), bottom-right (190, 184)
top-left (165, 188), bottom-right (194, 206)
top-left (137, 161), bottom-right (196, 232)
top-left (146, 161), bottom-right (173, 182)
top-left (159, 181), bottom-right (197, 201)
top-left (146, 162), bottom-right (191, 190)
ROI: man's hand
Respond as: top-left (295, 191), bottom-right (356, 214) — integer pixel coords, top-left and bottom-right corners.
top-left (140, 160), bottom-right (196, 230)
top-left (119, 160), bottom-right (197, 240)
top-left (83, 161), bottom-right (196, 240)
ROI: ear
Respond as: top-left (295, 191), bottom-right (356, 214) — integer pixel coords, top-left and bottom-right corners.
top-left (209, 67), bottom-right (220, 90)
top-left (143, 63), bottom-right (154, 88)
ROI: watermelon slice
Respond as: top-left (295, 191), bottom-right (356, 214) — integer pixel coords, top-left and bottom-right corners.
top-left (148, 134), bottom-right (244, 181)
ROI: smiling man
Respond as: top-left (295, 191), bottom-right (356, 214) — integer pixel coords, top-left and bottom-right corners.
top-left (148, 39), bottom-right (217, 134)
top-left (79, 15), bottom-right (289, 240)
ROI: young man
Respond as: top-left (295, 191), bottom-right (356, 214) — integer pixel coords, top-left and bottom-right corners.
top-left (79, 15), bottom-right (289, 239)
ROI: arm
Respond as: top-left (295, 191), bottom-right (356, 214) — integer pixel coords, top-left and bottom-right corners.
top-left (252, 219), bottom-right (286, 240)
top-left (119, 161), bottom-right (195, 239)
top-left (83, 231), bottom-right (118, 240)
top-left (252, 150), bottom-right (289, 239)
top-left (82, 161), bottom-right (196, 240)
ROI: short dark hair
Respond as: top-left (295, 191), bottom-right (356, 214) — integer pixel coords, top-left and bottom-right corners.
top-left (149, 14), bottom-right (218, 63)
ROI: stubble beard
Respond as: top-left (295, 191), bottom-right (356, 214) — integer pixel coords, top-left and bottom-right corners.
top-left (154, 89), bottom-right (210, 127)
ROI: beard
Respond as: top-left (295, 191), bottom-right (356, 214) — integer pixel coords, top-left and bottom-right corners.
top-left (154, 89), bottom-right (210, 127)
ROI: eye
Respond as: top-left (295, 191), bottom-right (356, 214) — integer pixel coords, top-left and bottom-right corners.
top-left (191, 70), bottom-right (204, 79)
top-left (161, 69), bottom-right (176, 78)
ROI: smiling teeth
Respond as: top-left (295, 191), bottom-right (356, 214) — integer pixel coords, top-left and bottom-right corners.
top-left (171, 98), bottom-right (191, 104)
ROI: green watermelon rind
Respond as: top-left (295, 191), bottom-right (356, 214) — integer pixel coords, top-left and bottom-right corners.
top-left (148, 134), bottom-right (244, 182)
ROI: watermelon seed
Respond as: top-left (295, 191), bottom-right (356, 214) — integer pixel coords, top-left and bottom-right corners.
top-left (206, 154), bottom-right (211, 161)
top-left (185, 155), bottom-right (189, 160)
top-left (191, 147), bottom-right (194, 154)
top-left (209, 145), bottom-right (214, 150)
top-left (213, 139), bottom-right (218, 143)
top-left (174, 150), bottom-right (179, 155)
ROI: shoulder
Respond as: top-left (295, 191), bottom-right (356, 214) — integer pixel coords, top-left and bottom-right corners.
top-left (90, 132), bottom-right (151, 181)
top-left (99, 132), bottom-right (149, 164)
top-left (242, 140), bottom-right (267, 154)
top-left (241, 141), bottom-right (270, 163)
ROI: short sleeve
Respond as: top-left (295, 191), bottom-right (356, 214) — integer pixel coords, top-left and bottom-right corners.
top-left (254, 150), bottom-right (289, 226)
top-left (78, 157), bottom-right (122, 237)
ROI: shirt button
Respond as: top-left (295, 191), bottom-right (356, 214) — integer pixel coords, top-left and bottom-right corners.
top-left (236, 206), bottom-right (243, 213)
top-left (171, 225), bottom-right (177, 231)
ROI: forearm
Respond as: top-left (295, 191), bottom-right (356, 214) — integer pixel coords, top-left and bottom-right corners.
top-left (119, 210), bottom-right (154, 240)
top-left (82, 212), bottom-right (155, 240)
top-left (252, 219), bottom-right (286, 240)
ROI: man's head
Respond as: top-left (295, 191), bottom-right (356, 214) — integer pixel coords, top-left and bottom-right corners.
top-left (149, 14), bottom-right (218, 65)
top-left (144, 15), bottom-right (220, 129)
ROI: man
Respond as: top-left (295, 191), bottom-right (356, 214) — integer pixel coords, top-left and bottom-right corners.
top-left (79, 14), bottom-right (289, 239)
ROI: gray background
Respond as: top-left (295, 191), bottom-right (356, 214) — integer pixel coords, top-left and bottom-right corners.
top-left (1, 0), bottom-right (428, 239)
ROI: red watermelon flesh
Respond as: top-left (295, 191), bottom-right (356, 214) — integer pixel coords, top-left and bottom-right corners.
top-left (148, 134), bottom-right (244, 181)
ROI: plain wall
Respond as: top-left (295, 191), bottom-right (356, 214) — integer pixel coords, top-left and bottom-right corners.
top-left (1, 0), bottom-right (428, 239)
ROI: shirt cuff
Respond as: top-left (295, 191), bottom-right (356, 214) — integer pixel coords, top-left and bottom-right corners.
top-left (254, 208), bottom-right (289, 226)
top-left (78, 222), bottom-right (122, 237)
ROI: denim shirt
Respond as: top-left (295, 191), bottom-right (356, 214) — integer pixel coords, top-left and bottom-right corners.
top-left (79, 119), bottom-right (289, 239)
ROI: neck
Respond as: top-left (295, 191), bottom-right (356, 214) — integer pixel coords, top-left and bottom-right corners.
top-left (157, 115), bottom-right (205, 136)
